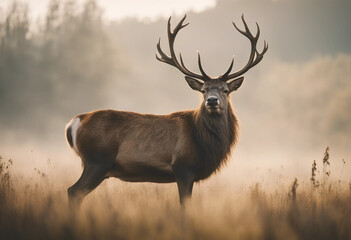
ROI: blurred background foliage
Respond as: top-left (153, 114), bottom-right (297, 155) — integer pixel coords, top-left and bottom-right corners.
top-left (0, 0), bottom-right (123, 139)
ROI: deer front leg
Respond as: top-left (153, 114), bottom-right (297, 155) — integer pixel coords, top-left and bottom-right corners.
top-left (176, 177), bottom-right (194, 205)
top-left (172, 156), bottom-right (195, 205)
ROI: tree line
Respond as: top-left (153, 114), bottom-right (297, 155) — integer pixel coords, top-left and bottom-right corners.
top-left (0, 0), bottom-right (123, 140)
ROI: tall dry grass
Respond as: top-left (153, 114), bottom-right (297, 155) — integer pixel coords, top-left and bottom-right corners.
top-left (0, 149), bottom-right (350, 240)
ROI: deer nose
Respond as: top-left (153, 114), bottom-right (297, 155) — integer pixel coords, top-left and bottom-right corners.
top-left (206, 96), bottom-right (219, 106)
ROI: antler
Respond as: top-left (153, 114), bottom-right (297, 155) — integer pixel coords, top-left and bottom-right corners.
top-left (156, 15), bottom-right (268, 82)
top-left (221, 15), bottom-right (268, 81)
top-left (156, 15), bottom-right (211, 81)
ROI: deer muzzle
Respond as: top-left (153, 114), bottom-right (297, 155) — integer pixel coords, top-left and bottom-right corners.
top-left (206, 96), bottom-right (219, 107)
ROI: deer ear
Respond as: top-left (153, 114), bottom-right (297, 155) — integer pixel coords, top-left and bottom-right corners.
top-left (185, 76), bottom-right (203, 92)
top-left (228, 77), bottom-right (244, 92)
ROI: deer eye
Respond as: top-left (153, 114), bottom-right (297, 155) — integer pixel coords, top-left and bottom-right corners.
top-left (201, 90), bottom-right (206, 93)
top-left (223, 89), bottom-right (229, 94)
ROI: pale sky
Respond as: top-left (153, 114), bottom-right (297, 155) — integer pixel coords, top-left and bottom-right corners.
top-left (0, 0), bottom-right (217, 21)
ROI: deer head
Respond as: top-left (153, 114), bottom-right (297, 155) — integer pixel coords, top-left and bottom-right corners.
top-left (156, 15), bottom-right (268, 115)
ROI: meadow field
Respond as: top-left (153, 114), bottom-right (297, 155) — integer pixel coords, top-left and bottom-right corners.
top-left (1, 149), bottom-right (350, 240)
top-left (1, 1), bottom-right (351, 239)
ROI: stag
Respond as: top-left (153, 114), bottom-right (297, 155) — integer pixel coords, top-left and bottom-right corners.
top-left (66, 15), bottom-right (268, 206)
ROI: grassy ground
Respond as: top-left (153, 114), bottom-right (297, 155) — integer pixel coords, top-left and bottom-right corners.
top-left (0, 150), bottom-right (350, 240)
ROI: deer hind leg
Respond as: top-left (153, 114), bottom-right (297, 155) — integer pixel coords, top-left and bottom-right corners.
top-left (67, 163), bottom-right (110, 208)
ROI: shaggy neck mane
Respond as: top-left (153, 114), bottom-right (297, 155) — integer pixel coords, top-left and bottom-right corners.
top-left (192, 101), bottom-right (238, 180)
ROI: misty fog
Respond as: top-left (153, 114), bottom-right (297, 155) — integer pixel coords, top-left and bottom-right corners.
top-left (0, 0), bottom-right (350, 184)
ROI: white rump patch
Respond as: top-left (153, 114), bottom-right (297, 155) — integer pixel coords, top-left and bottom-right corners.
top-left (67, 117), bottom-right (81, 154)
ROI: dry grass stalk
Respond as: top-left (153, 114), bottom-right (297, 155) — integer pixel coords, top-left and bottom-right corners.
top-left (289, 178), bottom-right (298, 204)
top-left (311, 160), bottom-right (319, 188)
top-left (322, 147), bottom-right (331, 179)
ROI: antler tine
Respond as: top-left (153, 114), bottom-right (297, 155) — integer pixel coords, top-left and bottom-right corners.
top-left (220, 56), bottom-right (234, 79)
top-left (251, 41), bottom-right (269, 68)
top-left (169, 15), bottom-right (189, 36)
top-left (232, 21), bottom-right (246, 36)
top-left (197, 52), bottom-right (211, 79)
top-left (222, 15), bottom-right (268, 82)
top-left (255, 22), bottom-right (260, 40)
top-left (241, 15), bottom-right (253, 38)
top-left (156, 15), bottom-right (210, 81)
top-left (156, 38), bottom-right (172, 64)
top-left (167, 16), bottom-right (187, 63)
top-left (179, 53), bottom-right (202, 76)
top-left (264, 41), bottom-right (269, 52)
